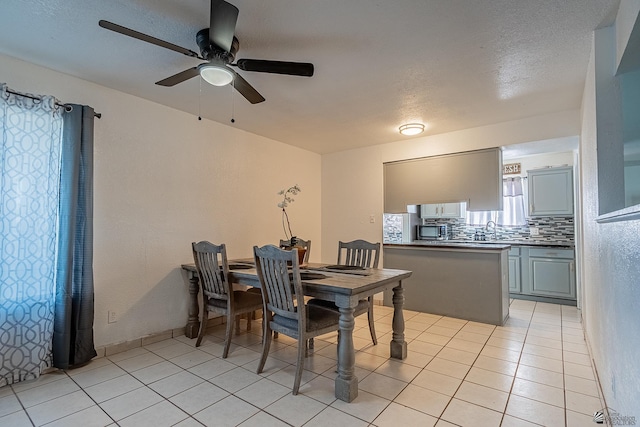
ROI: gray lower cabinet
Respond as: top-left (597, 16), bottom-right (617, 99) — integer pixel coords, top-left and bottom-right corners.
top-left (509, 246), bottom-right (576, 301)
top-left (383, 245), bottom-right (510, 326)
top-left (527, 248), bottom-right (576, 299)
top-left (508, 247), bottom-right (521, 293)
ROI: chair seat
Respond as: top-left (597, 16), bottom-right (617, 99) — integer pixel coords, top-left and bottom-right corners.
top-left (272, 305), bottom-right (340, 332)
top-left (307, 298), bottom-right (369, 316)
top-left (208, 290), bottom-right (263, 310)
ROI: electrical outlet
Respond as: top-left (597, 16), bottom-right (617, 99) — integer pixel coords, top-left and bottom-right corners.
top-left (108, 310), bottom-right (117, 324)
top-left (529, 227), bottom-right (540, 236)
top-left (369, 214), bottom-right (375, 223)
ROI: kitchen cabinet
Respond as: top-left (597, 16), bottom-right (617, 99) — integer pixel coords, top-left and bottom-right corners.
top-left (383, 245), bottom-right (510, 325)
top-left (509, 245), bottom-right (576, 302)
top-left (527, 248), bottom-right (576, 300)
top-left (528, 166), bottom-right (574, 216)
top-left (508, 247), bottom-right (521, 293)
top-left (420, 202), bottom-right (467, 218)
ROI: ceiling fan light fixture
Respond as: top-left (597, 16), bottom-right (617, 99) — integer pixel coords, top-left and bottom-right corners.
top-left (399, 123), bottom-right (425, 136)
top-left (198, 62), bottom-right (234, 86)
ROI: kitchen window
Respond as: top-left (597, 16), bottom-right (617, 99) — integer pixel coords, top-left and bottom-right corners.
top-left (466, 177), bottom-right (528, 226)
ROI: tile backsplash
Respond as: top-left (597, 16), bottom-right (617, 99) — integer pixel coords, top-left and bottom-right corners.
top-left (423, 216), bottom-right (575, 244)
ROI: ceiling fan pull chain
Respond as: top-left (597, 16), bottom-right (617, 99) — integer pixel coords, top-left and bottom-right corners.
top-left (230, 80), bottom-right (235, 124)
top-left (198, 76), bottom-right (202, 121)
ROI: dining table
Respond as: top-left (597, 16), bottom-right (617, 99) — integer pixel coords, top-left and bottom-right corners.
top-left (180, 261), bottom-right (412, 402)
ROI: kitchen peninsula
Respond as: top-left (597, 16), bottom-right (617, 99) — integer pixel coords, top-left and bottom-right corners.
top-left (383, 241), bottom-right (511, 325)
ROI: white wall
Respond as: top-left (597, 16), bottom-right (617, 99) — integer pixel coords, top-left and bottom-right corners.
top-left (1, 54), bottom-right (322, 347)
top-left (321, 111), bottom-right (580, 262)
top-left (505, 151), bottom-right (574, 178)
top-left (577, 14), bottom-right (640, 415)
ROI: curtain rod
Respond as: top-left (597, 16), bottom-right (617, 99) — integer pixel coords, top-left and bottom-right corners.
top-left (5, 88), bottom-right (101, 119)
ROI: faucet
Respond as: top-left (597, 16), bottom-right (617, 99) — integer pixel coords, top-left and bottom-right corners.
top-left (485, 220), bottom-right (497, 241)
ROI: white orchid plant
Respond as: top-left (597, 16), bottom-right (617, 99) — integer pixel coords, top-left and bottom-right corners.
top-left (277, 185), bottom-right (301, 245)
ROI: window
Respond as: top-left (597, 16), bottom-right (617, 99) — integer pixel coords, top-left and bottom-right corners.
top-left (466, 177), bottom-right (528, 226)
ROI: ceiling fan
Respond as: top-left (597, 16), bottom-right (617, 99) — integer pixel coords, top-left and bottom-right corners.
top-left (99, 0), bottom-right (314, 104)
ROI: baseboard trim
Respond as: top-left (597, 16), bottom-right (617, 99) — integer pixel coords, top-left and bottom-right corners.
top-left (509, 293), bottom-right (577, 306)
top-left (95, 317), bottom-right (228, 358)
top-left (582, 314), bottom-right (610, 420)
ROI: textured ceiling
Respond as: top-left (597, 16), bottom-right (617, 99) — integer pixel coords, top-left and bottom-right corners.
top-left (0, 0), bottom-right (619, 154)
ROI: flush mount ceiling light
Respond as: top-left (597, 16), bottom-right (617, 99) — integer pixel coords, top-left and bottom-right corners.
top-left (399, 123), bottom-right (425, 136)
top-left (198, 62), bottom-right (234, 86)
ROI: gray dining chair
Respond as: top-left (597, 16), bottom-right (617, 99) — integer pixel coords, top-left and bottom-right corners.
top-left (248, 238), bottom-right (312, 330)
top-left (279, 238), bottom-right (311, 264)
top-left (192, 241), bottom-right (264, 357)
top-left (307, 239), bottom-right (380, 348)
top-left (253, 244), bottom-right (340, 395)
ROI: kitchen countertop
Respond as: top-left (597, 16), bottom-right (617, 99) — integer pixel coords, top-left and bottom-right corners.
top-left (384, 240), bottom-right (574, 249)
top-left (493, 240), bottom-right (574, 248)
top-left (385, 241), bottom-right (511, 250)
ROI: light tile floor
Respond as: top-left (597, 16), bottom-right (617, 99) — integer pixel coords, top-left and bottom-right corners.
top-left (0, 300), bottom-right (605, 427)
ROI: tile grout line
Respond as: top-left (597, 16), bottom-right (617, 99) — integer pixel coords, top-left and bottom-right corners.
top-left (561, 303), bottom-right (568, 427)
top-left (3, 304), bottom-right (603, 427)
top-left (64, 370), bottom-right (119, 427)
top-left (499, 300), bottom-right (534, 427)
top-left (8, 381), bottom-right (37, 427)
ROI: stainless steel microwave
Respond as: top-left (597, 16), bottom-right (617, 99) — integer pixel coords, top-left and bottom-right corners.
top-left (416, 224), bottom-right (450, 240)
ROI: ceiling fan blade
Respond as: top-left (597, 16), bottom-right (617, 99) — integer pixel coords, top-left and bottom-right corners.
top-left (231, 71), bottom-right (265, 104)
top-left (209, 0), bottom-right (239, 52)
top-left (99, 20), bottom-right (201, 59)
top-left (234, 59), bottom-right (314, 77)
top-left (155, 67), bottom-right (200, 86)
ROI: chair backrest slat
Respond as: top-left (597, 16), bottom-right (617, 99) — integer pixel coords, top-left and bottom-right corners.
top-left (192, 241), bottom-right (230, 300)
top-left (337, 239), bottom-right (380, 268)
top-left (254, 245), bottom-right (304, 321)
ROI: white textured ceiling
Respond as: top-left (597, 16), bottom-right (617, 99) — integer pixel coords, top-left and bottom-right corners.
top-left (0, 0), bottom-right (619, 154)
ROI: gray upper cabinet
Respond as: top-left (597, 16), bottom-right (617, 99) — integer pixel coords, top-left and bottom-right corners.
top-left (384, 148), bottom-right (503, 213)
top-left (527, 166), bottom-right (574, 216)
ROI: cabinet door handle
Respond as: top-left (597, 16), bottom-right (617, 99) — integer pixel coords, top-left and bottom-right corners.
top-left (570, 261), bottom-right (574, 272)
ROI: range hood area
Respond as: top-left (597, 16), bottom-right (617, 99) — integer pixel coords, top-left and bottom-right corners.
top-left (383, 147), bottom-right (503, 213)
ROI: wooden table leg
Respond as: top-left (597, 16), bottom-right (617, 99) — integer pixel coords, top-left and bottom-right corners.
top-left (185, 273), bottom-right (201, 339)
top-left (335, 304), bottom-right (358, 402)
top-left (390, 281), bottom-right (407, 359)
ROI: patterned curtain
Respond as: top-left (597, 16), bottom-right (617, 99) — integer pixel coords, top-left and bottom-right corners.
top-left (0, 84), bottom-right (63, 386)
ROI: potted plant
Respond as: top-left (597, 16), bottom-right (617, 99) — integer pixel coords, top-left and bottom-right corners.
top-left (278, 185), bottom-right (306, 264)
